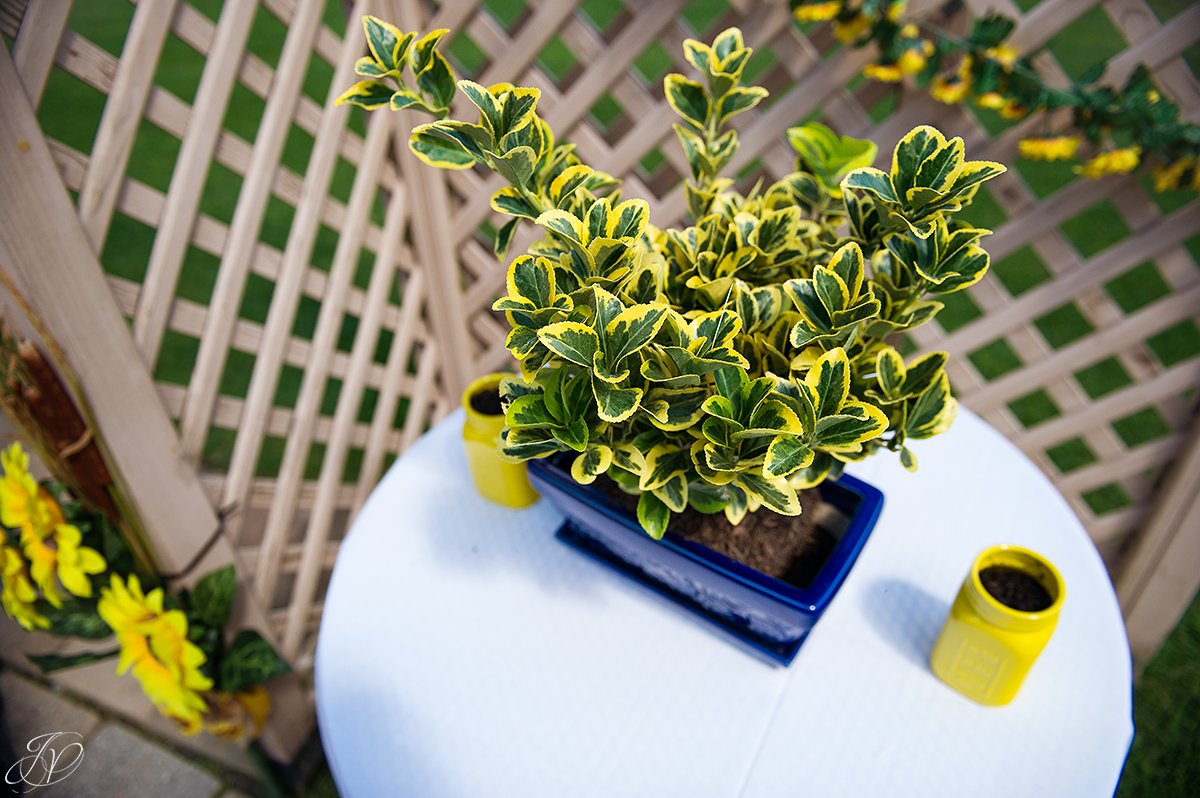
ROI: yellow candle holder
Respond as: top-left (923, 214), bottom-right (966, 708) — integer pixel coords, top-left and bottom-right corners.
top-left (461, 373), bottom-right (539, 508)
top-left (930, 545), bottom-right (1065, 706)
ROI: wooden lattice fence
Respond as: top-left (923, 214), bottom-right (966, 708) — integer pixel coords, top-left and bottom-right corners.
top-left (0, 0), bottom-right (1198, 754)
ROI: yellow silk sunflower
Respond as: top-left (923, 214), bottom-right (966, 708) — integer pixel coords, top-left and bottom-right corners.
top-left (99, 574), bottom-right (213, 727)
top-left (1151, 157), bottom-right (1195, 192)
top-left (1077, 146), bottom-right (1141, 178)
top-left (190, 686), bottom-right (272, 742)
top-left (1, 543), bottom-right (48, 631)
top-left (793, 1), bottom-right (840, 23)
top-left (898, 39), bottom-right (933, 75)
top-left (1, 443), bottom-right (105, 607)
top-left (22, 518), bottom-right (107, 607)
top-left (985, 44), bottom-right (1019, 70)
top-left (833, 12), bottom-right (871, 43)
top-left (931, 57), bottom-right (972, 104)
top-left (0, 443), bottom-right (51, 532)
top-left (863, 63), bottom-right (902, 83)
top-left (1018, 136), bottom-right (1080, 162)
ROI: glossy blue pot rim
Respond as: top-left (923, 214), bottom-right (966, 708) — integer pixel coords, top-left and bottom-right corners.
top-left (527, 458), bottom-right (885, 611)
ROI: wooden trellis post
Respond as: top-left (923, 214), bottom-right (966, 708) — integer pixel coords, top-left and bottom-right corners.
top-left (1117, 415), bottom-right (1200, 664)
top-left (0, 43), bottom-right (308, 761)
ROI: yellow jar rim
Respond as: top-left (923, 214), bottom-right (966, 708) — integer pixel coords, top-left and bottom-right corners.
top-left (458, 372), bottom-right (506, 427)
top-left (965, 544), bottom-right (1065, 631)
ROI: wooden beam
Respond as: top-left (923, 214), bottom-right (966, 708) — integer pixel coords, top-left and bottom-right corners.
top-left (0, 40), bottom-right (310, 761)
top-left (1117, 412), bottom-right (1200, 664)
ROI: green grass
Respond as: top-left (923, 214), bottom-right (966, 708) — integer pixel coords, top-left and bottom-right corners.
top-left (1117, 594), bottom-right (1200, 798)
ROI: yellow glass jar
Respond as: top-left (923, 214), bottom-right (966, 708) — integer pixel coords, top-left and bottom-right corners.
top-left (461, 373), bottom-right (539, 508)
top-left (930, 545), bottom-right (1065, 706)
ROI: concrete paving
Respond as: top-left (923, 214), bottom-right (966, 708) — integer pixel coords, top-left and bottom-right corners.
top-left (0, 668), bottom-right (301, 797)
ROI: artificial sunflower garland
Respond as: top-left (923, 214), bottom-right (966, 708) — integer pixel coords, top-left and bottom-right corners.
top-left (0, 324), bottom-right (289, 743)
top-left (790, 0), bottom-right (1200, 191)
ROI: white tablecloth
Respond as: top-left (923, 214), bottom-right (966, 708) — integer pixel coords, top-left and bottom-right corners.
top-left (315, 408), bottom-right (1133, 797)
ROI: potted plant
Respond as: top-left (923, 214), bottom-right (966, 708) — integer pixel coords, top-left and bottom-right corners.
top-left (338, 19), bottom-right (1005, 662)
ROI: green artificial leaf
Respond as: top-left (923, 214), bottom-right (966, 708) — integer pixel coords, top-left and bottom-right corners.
top-left (43, 600), bottom-right (112, 640)
top-left (191, 565), bottom-right (237, 629)
top-left (28, 648), bottom-right (119, 674)
top-left (219, 630), bottom-right (291, 693)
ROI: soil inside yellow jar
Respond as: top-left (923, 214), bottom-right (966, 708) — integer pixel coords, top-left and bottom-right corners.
top-left (980, 565), bottom-right (1053, 612)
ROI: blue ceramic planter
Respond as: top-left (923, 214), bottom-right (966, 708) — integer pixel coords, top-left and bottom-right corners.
top-left (527, 458), bottom-right (884, 665)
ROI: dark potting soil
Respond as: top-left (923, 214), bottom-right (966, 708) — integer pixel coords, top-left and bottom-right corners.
top-left (470, 387), bottom-right (503, 416)
top-left (595, 479), bottom-right (840, 589)
top-left (979, 566), bottom-right (1053, 612)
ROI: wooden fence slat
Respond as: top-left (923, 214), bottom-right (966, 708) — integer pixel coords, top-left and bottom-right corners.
top-left (10, 0), bottom-right (73, 107)
top-left (963, 279), bottom-right (1200, 410)
top-left (354, 269), bottom-right (428, 510)
top-left (133, 0), bottom-right (258, 367)
top-left (75, 0), bottom-right (178, 251)
top-left (221, 0), bottom-right (371, 543)
top-left (178, 0), bottom-right (326, 463)
top-left (252, 107), bottom-right (394, 609)
top-left (1013, 359), bottom-right (1200, 451)
top-left (280, 174), bottom-right (410, 658)
top-left (936, 204), bottom-right (1197, 357)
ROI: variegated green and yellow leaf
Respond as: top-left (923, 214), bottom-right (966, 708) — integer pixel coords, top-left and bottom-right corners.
top-left (653, 473), bottom-right (689, 513)
top-left (642, 387), bottom-right (708, 431)
top-left (639, 445), bottom-right (692, 491)
top-left (663, 73), bottom-right (710, 130)
top-left (734, 473), bottom-right (800, 516)
top-left (804, 347), bottom-right (851, 418)
top-left (813, 402), bottom-right (888, 450)
top-left (538, 321), bottom-right (599, 367)
top-left (571, 445), bottom-right (613, 485)
top-left (637, 491), bottom-right (670, 539)
top-left (763, 436), bottom-right (814, 479)
top-left (605, 303), bottom-right (670, 365)
top-left (593, 379), bottom-right (643, 423)
top-left (334, 80), bottom-right (395, 110)
top-left (505, 394), bottom-right (558, 428)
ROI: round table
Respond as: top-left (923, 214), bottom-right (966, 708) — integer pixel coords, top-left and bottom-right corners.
top-left (315, 408), bottom-right (1133, 797)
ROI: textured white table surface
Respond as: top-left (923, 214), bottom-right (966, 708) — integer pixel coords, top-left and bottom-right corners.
top-left (315, 407), bottom-right (1133, 797)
